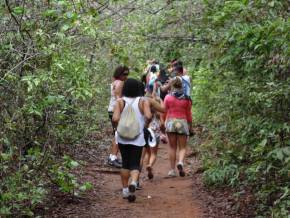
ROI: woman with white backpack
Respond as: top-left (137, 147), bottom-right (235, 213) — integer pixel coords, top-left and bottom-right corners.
top-left (112, 78), bottom-right (152, 202)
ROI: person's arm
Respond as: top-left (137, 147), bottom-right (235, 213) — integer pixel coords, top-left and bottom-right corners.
top-left (114, 80), bottom-right (124, 98)
top-left (152, 81), bottom-right (159, 99)
top-left (148, 98), bottom-right (166, 113)
top-left (162, 96), bottom-right (169, 130)
top-left (160, 79), bottom-right (171, 93)
top-left (158, 111), bottom-right (166, 133)
top-left (112, 99), bottom-right (124, 127)
top-left (142, 99), bottom-right (152, 128)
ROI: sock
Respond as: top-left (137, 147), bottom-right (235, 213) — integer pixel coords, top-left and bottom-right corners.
top-left (178, 161), bottom-right (183, 166)
top-left (110, 154), bottom-right (117, 161)
top-left (131, 181), bottom-right (137, 187)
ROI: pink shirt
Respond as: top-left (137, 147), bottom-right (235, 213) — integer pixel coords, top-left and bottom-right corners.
top-left (164, 95), bottom-right (192, 123)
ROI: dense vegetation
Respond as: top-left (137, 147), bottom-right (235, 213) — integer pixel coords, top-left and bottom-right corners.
top-left (1, 0), bottom-right (289, 216)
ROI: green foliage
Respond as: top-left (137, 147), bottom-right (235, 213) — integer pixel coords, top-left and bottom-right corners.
top-left (50, 155), bottom-right (92, 195)
top-left (1, 0), bottom-right (289, 216)
top-left (190, 0), bottom-right (289, 216)
top-left (1, 0), bottom-right (106, 215)
top-left (0, 148), bottom-right (92, 216)
top-left (203, 161), bottom-right (239, 187)
top-left (1, 148), bottom-right (48, 215)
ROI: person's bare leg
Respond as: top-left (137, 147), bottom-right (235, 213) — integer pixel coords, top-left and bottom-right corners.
top-left (146, 145), bottom-right (158, 179)
top-left (148, 145), bottom-right (158, 167)
top-left (108, 139), bottom-right (121, 168)
top-left (167, 133), bottom-right (177, 170)
top-left (143, 147), bottom-right (150, 167)
top-left (130, 170), bottom-right (140, 184)
top-left (136, 147), bottom-right (147, 188)
top-left (177, 135), bottom-right (187, 164)
top-left (176, 135), bottom-right (187, 177)
top-left (127, 169), bottom-right (140, 202)
top-left (111, 139), bottom-right (119, 156)
top-left (120, 169), bottom-right (130, 188)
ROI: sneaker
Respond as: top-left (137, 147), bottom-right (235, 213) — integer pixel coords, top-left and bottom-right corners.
top-left (128, 183), bottom-right (136, 202)
top-left (167, 169), bottom-right (177, 177)
top-left (177, 163), bottom-right (185, 177)
top-left (116, 158), bottom-right (122, 165)
top-left (146, 166), bottom-right (154, 180)
top-left (122, 189), bottom-right (129, 199)
top-left (107, 158), bottom-right (122, 168)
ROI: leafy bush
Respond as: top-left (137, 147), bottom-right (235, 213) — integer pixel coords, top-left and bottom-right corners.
top-left (191, 0), bottom-right (289, 216)
top-left (0, 0), bottom-right (105, 215)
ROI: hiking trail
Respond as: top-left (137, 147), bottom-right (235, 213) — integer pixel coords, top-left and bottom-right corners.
top-left (49, 142), bottom-right (204, 217)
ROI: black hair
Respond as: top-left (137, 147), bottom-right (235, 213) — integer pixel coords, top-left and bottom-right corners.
top-left (141, 74), bottom-right (147, 84)
top-left (113, 65), bottom-right (129, 79)
top-left (122, 78), bottom-right (141, 97)
top-left (158, 63), bottom-right (165, 70)
top-left (159, 68), bottom-right (169, 84)
top-left (152, 60), bottom-right (159, 64)
top-left (174, 65), bottom-right (183, 74)
top-left (170, 58), bottom-right (178, 64)
top-left (150, 65), bottom-right (157, 73)
top-left (138, 80), bottom-right (145, 96)
top-left (173, 60), bottom-right (183, 68)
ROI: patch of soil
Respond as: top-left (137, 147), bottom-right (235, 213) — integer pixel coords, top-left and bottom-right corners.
top-left (190, 173), bottom-right (255, 218)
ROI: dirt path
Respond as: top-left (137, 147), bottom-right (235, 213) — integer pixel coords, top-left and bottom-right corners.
top-left (49, 143), bottom-right (203, 217)
top-left (97, 143), bottom-right (203, 218)
top-left (46, 127), bottom-right (255, 218)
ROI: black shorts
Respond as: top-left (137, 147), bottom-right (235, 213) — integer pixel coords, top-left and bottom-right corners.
top-left (108, 112), bottom-right (116, 132)
top-left (118, 143), bottom-right (143, 171)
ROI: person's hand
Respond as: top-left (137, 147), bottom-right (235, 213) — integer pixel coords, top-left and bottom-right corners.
top-left (189, 127), bottom-right (194, 137)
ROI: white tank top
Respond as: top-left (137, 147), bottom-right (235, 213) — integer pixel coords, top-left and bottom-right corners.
top-left (116, 97), bottom-right (146, 147)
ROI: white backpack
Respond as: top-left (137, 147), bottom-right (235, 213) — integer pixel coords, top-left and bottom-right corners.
top-left (117, 98), bottom-right (140, 140)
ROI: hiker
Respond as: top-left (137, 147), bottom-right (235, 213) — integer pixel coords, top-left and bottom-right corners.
top-left (164, 77), bottom-right (193, 177)
top-left (145, 65), bottom-right (158, 96)
top-left (112, 78), bottom-right (152, 202)
top-left (161, 61), bottom-right (191, 99)
top-left (107, 65), bottom-right (129, 168)
top-left (143, 97), bottom-right (166, 180)
top-left (167, 59), bottom-right (177, 75)
top-left (136, 80), bottom-right (166, 187)
top-left (173, 65), bottom-right (191, 98)
top-left (152, 67), bottom-right (170, 100)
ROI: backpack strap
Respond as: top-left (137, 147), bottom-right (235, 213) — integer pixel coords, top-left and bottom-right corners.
top-left (181, 77), bottom-right (190, 87)
top-left (121, 97), bottom-right (137, 111)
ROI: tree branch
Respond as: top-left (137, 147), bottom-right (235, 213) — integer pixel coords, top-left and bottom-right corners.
top-left (5, 0), bottom-right (33, 41)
